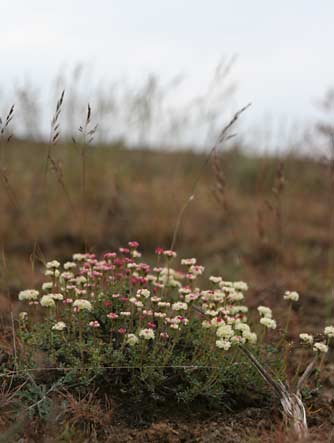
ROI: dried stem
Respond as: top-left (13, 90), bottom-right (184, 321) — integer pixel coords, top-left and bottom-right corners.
top-left (169, 103), bottom-right (251, 251)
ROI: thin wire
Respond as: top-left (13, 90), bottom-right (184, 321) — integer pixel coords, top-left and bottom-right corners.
top-left (0, 364), bottom-right (242, 379)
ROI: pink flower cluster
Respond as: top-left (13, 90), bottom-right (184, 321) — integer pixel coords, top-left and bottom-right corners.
top-left (19, 242), bottom-right (257, 350)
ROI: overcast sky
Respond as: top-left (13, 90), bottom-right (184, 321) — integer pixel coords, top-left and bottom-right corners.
top-left (1, 0), bottom-right (334, 146)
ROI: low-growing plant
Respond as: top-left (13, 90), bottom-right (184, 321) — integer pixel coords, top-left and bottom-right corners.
top-left (11, 243), bottom-right (333, 426)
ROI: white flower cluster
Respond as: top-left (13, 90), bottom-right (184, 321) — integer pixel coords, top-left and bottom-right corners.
top-left (313, 342), bottom-right (328, 353)
top-left (257, 305), bottom-right (276, 329)
top-left (283, 291), bottom-right (299, 302)
top-left (19, 312), bottom-right (28, 320)
top-left (40, 295), bottom-right (56, 308)
top-left (139, 328), bottom-right (155, 340)
top-left (52, 321), bottom-right (66, 331)
top-left (259, 317), bottom-right (277, 330)
top-left (72, 253), bottom-right (86, 261)
top-left (172, 302), bottom-right (188, 311)
top-left (136, 289), bottom-right (150, 298)
top-left (46, 260), bottom-right (60, 269)
top-left (299, 325), bottom-right (333, 353)
top-left (73, 299), bottom-right (93, 311)
top-left (299, 333), bottom-right (313, 345)
top-left (126, 333), bottom-right (139, 346)
top-left (199, 277), bottom-right (257, 350)
top-left (324, 325), bottom-right (334, 338)
top-left (181, 258), bottom-right (196, 265)
top-left (18, 289), bottom-right (39, 301)
top-left (257, 306), bottom-right (272, 318)
top-left (18, 250), bottom-right (330, 370)
top-left (42, 282), bottom-right (53, 291)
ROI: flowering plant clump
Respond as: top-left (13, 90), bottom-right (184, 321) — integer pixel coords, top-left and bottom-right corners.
top-left (15, 243), bottom-right (332, 407)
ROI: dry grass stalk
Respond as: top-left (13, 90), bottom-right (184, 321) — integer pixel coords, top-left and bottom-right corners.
top-left (240, 345), bottom-right (318, 440)
top-left (62, 390), bottom-right (112, 435)
top-left (0, 105), bottom-right (16, 208)
top-left (193, 301), bottom-right (313, 439)
top-left (0, 105), bottom-right (14, 145)
top-left (211, 147), bottom-right (228, 213)
top-left (170, 103), bottom-right (251, 251)
top-left (42, 91), bottom-right (75, 209)
top-left (265, 161), bottom-right (285, 248)
top-left (44, 90), bottom-right (65, 179)
top-left (50, 90), bottom-right (65, 145)
top-left (272, 161), bottom-right (286, 246)
top-left (72, 104), bottom-right (98, 249)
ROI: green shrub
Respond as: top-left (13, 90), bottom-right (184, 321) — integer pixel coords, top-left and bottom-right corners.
top-left (13, 243), bottom-right (332, 411)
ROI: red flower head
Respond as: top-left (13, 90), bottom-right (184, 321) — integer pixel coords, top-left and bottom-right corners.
top-left (128, 241), bottom-right (139, 248)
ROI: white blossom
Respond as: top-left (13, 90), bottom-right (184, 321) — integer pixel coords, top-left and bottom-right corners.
top-left (72, 253), bottom-right (86, 261)
top-left (136, 289), bottom-right (150, 298)
top-left (260, 317), bottom-right (277, 329)
top-left (181, 258), bottom-right (197, 265)
top-left (172, 302), bottom-right (188, 311)
top-left (73, 299), bottom-right (92, 312)
top-left (243, 331), bottom-right (257, 344)
top-left (257, 306), bottom-right (272, 318)
top-left (40, 295), bottom-right (56, 308)
top-left (64, 262), bottom-right (76, 270)
top-left (216, 324), bottom-right (234, 339)
top-left (18, 289), bottom-right (39, 301)
top-left (324, 326), bottom-right (334, 338)
top-left (209, 276), bottom-right (222, 284)
top-left (46, 260), bottom-right (60, 269)
top-left (42, 282), bottom-right (53, 291)
top-left (52, 321), bottom-right (66, 331)
top-left (299, 333), bottom-right (313, 345)
top-left (313, 342), bottom-right (328, 353)
top-left (139, 328), bottom-right (155, 340)
top-left (19, 312), bottom-right (28, 320)
top-left (126, 333), bottom-right (139, 346)
top-left (284, 291), bottom-right (299, 302)
top-left (216, 339), bottom-right (231, 350)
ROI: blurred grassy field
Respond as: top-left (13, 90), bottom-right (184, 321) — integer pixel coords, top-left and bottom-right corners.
top-left (1, 138), bottom-right (334, 441)
top-left (0, 139), bottom-right (333, 328)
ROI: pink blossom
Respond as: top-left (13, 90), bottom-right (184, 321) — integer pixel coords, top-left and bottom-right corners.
top-left (138, 263), bottom-right (150, 272)
top-left (107, 312), bottom-right (119, 320)
top-left (63, 298), bottom-right (73, 305)
top-left (104, 252), bottom-right (117, 259)
top-left (89, 321), bottom-right (100, 328)
top-left (163, 250), bottom-right (177, 258)
top-left (143, 310), bottom-right (153, 316)
top-left (160, 332), bottom-right (169, 339)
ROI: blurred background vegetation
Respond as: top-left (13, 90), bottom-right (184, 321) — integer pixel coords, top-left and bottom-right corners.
top-left (1, 64), bottom-right (334, 333)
